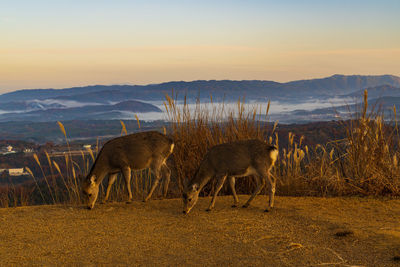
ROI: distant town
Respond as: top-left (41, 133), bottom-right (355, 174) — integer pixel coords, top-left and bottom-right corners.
top-left (0, 145), bottom-right (33, 176)
top-left (0, 145), bottom-right (33, 155)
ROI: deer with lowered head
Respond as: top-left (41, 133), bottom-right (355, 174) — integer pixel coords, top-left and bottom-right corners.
top-left (82, 131), bottom-right (174, 209)
top-left (182, 139), bottom-right (278, 214)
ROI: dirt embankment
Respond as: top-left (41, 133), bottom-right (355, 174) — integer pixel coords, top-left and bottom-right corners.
top-left (0, 196), bottom-right (399, 266)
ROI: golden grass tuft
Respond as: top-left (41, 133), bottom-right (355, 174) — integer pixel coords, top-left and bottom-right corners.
top-left (120, 120), bottom-right (128, 135)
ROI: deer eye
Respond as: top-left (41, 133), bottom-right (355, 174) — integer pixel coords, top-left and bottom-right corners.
top-left (88, 194), bottom-right (92, 197)
top-left (188, 198), bottom-right (192, 202)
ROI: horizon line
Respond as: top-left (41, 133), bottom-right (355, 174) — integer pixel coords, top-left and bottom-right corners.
top-left (2, 73), bottom-right (400, 94)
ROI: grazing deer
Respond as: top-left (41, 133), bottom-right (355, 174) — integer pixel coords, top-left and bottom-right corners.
top-left (82, 131), bottom-right (174, 209)
top-left (182, 139), bottom-right (278, 214)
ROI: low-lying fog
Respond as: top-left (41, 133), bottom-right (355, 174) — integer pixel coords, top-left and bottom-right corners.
top-left (129, 97), bottom-right (354, 122)
top-left (0, 97), bottom-right (354, 123)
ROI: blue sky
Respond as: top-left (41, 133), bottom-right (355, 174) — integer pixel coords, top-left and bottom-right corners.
top-left (1, 0), bottom-right (399, 92)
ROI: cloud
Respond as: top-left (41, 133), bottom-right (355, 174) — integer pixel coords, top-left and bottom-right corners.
top-left (0, 45), bottom-right (256, 55)
top-left (286, 48), bottom-right (400, 57)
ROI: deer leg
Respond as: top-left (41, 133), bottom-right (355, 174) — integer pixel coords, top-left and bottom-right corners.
top-left (206, 175), bottom-right (227, 211)
top-left (122, 167), bottom-right (133, 203)
top-left (265, 173), bottom-right (276, 212)
top-left (161, 164), bottom-right (171, 199)
top-left (102, 173), bottom-right (117, 203)
top-left (144, 162), bottom-right (162, 202)
top-left (228, 176), bottom-right (239, 207)
top-left (242, 176), bottom-right (265, 208)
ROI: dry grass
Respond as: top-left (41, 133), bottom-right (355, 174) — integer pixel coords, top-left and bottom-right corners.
top-left (164, 94), bottom-right (277, 194)
top-left (165, 90), bottom-right (400, 198)
top-left (1, 90), bottom-right (399, 208)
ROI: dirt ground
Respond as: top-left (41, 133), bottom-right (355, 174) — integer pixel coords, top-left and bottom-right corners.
top-left (0, 196), bottom-right (399, 266)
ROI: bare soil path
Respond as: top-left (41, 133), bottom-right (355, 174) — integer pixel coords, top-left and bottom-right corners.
top-left (1, 196), bottom-right (399, 266)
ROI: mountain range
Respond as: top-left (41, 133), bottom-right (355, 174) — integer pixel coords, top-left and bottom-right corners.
top-left (0, 74), bottom-right (400, 122)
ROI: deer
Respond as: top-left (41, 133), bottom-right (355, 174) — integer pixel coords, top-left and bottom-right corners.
top-left (82, 131), bottom-right (174, 209)
top-left (182, 139), bottom-right (278, 214)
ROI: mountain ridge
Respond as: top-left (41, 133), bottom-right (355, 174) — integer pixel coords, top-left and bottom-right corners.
top-left (2, 74), bottom-right (399, 103)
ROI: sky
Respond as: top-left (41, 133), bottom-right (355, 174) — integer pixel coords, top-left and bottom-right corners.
top-left (1, 0), bottom-right (400, 93)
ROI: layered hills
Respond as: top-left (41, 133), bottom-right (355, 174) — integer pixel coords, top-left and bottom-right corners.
top-left (0, 74), bottom-right (399, 122)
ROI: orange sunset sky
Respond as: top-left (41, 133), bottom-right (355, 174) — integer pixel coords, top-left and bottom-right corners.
top-left (1, 0), bottom-right (399, 93)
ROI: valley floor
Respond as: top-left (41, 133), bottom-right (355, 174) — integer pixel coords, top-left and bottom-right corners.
top-left (0, 196), bottom-right (399, 266)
